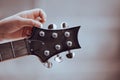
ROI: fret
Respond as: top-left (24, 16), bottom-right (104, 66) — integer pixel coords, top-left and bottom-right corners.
top-left (10, 41), bottom-right (16, 58)
top-left (0, 43), bottom-right (13, 61)
top-left (12, 39), bottom-right (29, 57)
top-left (0, 39), bottom-right (29, 62)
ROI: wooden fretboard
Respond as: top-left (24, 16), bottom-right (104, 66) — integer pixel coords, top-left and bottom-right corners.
top-left (0, 39), bottom-right (30, 62)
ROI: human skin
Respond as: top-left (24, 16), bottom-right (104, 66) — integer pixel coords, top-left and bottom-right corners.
top-left (0, 8), bottom-right (46, 41)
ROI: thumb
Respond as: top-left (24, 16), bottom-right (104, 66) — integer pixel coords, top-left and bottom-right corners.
top-left (20, 18), bottom-right (42, 28)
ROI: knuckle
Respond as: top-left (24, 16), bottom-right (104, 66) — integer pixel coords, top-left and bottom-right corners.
top-left (14, 16), bottom-right (21, 25)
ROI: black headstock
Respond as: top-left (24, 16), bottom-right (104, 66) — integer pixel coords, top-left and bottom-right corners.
top-left (27, 23), bottom-right (81, 65)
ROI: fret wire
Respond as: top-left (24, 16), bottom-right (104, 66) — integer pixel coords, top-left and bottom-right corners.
top-left (0, 53), bottom-right (2, 61)
top-left (25, 39), bottom-right (31, 55)
top-left (10, 42), bottom-right (16, 58)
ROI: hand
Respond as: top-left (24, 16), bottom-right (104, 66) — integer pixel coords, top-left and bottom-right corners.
top-left (0, 8), bottom-right (46, 40)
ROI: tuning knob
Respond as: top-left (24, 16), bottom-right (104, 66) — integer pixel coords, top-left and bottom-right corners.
top-left (66, 51), bottom-right (75, 59)
top-left (61, 22), bottom-right (68, 28)
top-left (48, 24), bottom-right (57, 29)
top-left (43, 61), bottom-right (53, 68)
top-left (54, 55), bottom-right (63, 63)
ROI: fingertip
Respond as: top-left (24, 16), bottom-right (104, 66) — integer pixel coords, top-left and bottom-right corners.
top-left (40, 9), bottom-right (47, 18)
top-left (40, 19), bottom-right (46, 24)
top-left (39, 9), bottom-right (47, 22)
top-left (33, 20), bottom-right (43, 28)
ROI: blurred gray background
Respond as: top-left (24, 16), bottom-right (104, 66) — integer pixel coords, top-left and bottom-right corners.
top-left (0, 0), bottom-right (120, 80)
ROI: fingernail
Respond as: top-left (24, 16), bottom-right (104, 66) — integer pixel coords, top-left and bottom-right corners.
top-left (40, 24), bottom-right (43, 28)
top-left (44, 19), bottom-right (46, 22)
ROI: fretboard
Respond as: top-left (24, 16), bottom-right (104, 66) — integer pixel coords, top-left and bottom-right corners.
top-left (0, 39), bottom-right (29, 62)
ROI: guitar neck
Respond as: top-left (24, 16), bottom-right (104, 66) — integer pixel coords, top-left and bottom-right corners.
top-left (0, 39), bottom-right (30, 62)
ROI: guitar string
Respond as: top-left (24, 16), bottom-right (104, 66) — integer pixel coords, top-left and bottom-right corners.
top-left (10, 42), bottom-right (16, 58)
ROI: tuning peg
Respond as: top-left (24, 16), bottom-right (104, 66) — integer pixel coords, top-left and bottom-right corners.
top-left (66, 50), bottom-right (75, 59)
top-left (43, 61), bottom-right (53, 68)
top-left (48, 24), bottom-right (57, 29)
top-left (61, 22), bottom-right (68, 28)
top-left (54, 55), bottom-right (63, 63)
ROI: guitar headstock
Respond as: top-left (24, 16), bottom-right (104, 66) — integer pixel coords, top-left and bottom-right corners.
top-left (28, 23), bottom-right (81, 68)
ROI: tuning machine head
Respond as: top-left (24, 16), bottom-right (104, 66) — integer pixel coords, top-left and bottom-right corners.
top-left (29, 24), bottom-right (81, 68)
top-left (66, 51), bottom-right (75, 59)
top-left (43, 61), bottom-right (53, 68)
top-left (61, 22), bottom-right (69, 28)
top-left (54, 55), bottom-right (63, 63)
top-left (48, 24), bottom-right (57, 29)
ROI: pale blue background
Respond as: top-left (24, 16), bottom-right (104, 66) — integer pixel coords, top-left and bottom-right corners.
top-left (0, 0), bottom-right (120, 80)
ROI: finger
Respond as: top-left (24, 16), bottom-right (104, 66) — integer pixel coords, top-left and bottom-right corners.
top-left (20, 17), bottom-right (43, 28)
top-left (31, 8), bottom-right (47, 23)
top-left (5, 28), bottom-right (25, 40)
top-left (35, 17), bottom-right (43, 28)
top-left (22, 27), bottom-right (32, 37)
top-left (8, 27), bottom-right (32, 39)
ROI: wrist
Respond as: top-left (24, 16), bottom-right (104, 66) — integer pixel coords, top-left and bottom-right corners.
top-left (0, 33), bottom-right (4, 41)
top-left (0, 20), bottom-right (6, 41)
